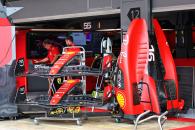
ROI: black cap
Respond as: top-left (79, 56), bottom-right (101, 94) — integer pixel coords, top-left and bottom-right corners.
top-left (43, 39), bottom-right (53, 45)
top-left (65, 36), bottom-right (73, 42)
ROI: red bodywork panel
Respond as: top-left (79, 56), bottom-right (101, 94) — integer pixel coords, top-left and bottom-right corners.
top-left (49, 50), bottom-right (80, 75)
top-left (142, 75), bottom-right (161, 114)
top-left (50, 79), bottom-right (80, 105)
top-left (0, 18), bottom-right (11, 26)
top-left (0, 18), bottom-right (12, 67)
top-left (103, 85), bottom-right (112, 101)
top-left (102, 55), bottom-right (112, 69)
top-left (153, 19), bottom-right (184, 110)
top-left (115, 19), bottom-right (149, 116)
top-left (15, 30), bottom-right (29, 92)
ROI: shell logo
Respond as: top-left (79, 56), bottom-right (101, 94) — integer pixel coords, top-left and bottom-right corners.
top-left (116, 92), bottom-right (125, 109)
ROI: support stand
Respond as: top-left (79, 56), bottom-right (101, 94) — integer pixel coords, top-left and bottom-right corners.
top-left (34, 111), bottom-right (82, 125)
top-left (33, 46), bottom-right (86, 126)
top-left (134, 110), bottom-right (168, 130)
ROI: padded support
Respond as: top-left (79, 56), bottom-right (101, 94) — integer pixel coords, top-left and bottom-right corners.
top-left (134, 110), bottom-right (168, 130)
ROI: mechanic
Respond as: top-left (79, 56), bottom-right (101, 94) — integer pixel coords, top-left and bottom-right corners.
top-left (64, 36), bottom-right (81, 80)
top-left (64, 36), bottom-right (80, 52)
top-left (34, 39), bottom-right (60, 64)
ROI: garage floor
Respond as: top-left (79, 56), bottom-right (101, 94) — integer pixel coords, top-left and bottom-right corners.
top-left (0, 116), bottom-right (194, 130)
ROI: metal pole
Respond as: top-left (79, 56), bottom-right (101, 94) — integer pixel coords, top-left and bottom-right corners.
top-left (193, 67), bottom-right (195, 108)
top-left (148, 0), bottom-right (152, 32)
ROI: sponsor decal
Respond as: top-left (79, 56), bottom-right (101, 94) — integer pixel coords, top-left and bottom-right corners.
top-left (149, 45), bottom-right (155, 62)
top-left (67, 80), bottom-right (76, 84)
top-left (18, 86), bottom-right (25, 94)
top-left (119, 35), bottom-right (128, 63)
top-left (34, 64), bottom-right (49, 69)
top-left (116, 92), bottom-right (126, 109)
top-left (49, 107), bottom-right (66, 115)
top-left (67, 51), bottom-right (75, 55)
top-left (57, 78), bottom-right (62, 84)
top-left (67, 106), bottom-right (80, 113)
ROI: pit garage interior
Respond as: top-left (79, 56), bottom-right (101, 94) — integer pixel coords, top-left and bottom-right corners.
top-left (0, 0), bottom-right (195, 130)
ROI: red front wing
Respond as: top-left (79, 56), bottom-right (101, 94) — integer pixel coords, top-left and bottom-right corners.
top-left (49, 50), bottom-right (81, 75)
top-left (50, 79), bottom-right (81, 105)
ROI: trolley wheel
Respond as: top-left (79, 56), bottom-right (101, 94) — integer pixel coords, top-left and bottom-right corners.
top-left (82, 115), bottom-right (88, 120)
top-left (115, 118), bottom-right (121, 123)
top-left (34, 119), bottom-right (39, 125)
top-left (76, 119), bottom-right (82, 126)
top-left (10, 116), bottom-right (17, 120)
top-left (176, 113), bottom-right (180, 118)
top-left (131, 120), bottom-right (136, 125)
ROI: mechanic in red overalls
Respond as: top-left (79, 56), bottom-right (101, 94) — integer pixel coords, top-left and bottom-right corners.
top-left (34, 39), bottom-right (60, 64)
top-left (34, 39), bottom-right (61, 92)
top-left (64, 36), bottom-right (80, 52)
top-left (64, 36), bottom-right (81, 80)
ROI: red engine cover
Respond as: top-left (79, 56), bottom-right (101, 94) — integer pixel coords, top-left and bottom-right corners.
top-left (153, 19), bottom-right (184, 110)
top-left (142, 75), bottom-right (161, 114)
top-left (115, 19), bottom-right (149, 116)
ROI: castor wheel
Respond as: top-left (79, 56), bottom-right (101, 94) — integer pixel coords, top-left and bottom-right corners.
top-left (82, 115), bottom-right (88, 120)
top-left (115, 118), bottom-right (121, 123)
top-left (176, 113), bottom-right (180, 118)
top-left (34, 119), bottom-right (39, 125)
top-left (130, 120), bottom-right (135, 125)
top-left (76, 119), bottom-right (82, 126)
top-left (10, 116), bottom-right (17, 120)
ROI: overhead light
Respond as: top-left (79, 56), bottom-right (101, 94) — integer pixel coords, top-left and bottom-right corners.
top-left (96, 28), bottom-right (121, 31)
top-left (31, 29), bottom-right (82, 32)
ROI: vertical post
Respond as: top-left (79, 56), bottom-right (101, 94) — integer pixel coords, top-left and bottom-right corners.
top-left (120, 0), bottom-right (152, 32)
top-left (0, 0), bottom-right (6, 6)
top-left (193, 67), bottom-right (195, 108)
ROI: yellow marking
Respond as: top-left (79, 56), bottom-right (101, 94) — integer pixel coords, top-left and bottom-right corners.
top-left (116, 92), bottom-right (125, 109)
top-left (67, 106), bottom-right (80, 113)
top-left (66, 52), bottom-right (75, 55)
top-left (49, 107), bottom-right (65, 115)
top-left (57, 78), bottom-right (62, 84)
top-left (67, 80), bottom-right (77, 84)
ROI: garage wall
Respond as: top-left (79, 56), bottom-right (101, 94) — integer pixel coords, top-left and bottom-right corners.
top-left (88, 0), bottom-right (120, 10)
top-left (153, 0), bottom-right (195, 12)
top-left (153, 0), bottom-right (195, 8)
top-left (177, 67), bottom-right (195, 109)
top-left (9, 0), bottom-right (88, 19)
top-left (121, 0), bottom-right (151, 31)
top-left (9, 0), bottom-right (120, 23)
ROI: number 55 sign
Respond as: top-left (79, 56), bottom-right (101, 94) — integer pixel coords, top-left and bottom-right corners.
top-left (83, 22), bottom-right (92, 30)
